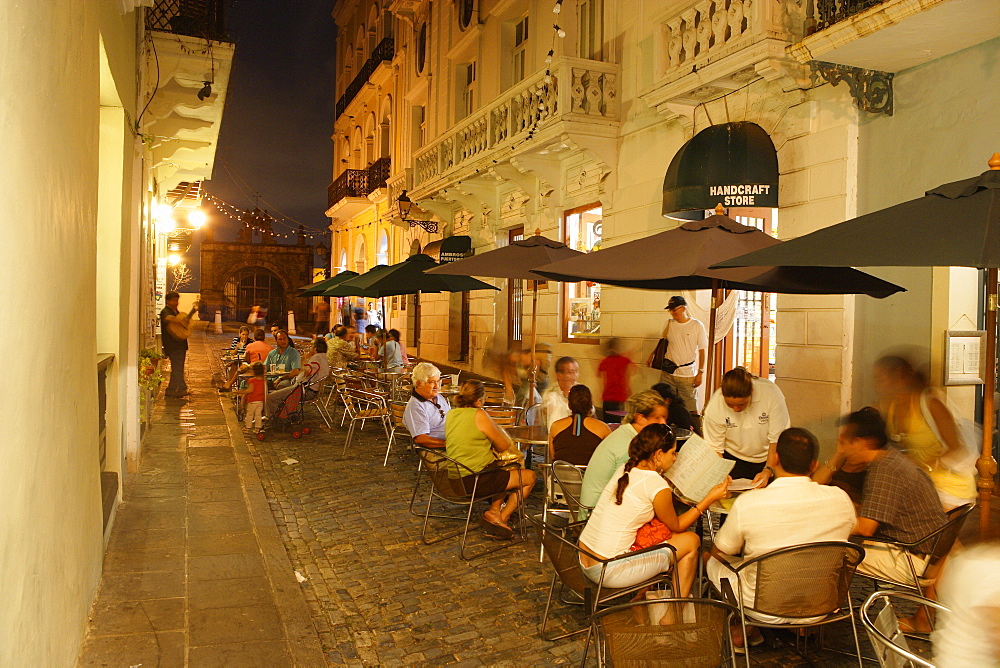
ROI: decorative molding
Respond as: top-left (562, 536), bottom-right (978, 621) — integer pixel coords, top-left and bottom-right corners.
top-left (813, 61), bottom-right (893, 115)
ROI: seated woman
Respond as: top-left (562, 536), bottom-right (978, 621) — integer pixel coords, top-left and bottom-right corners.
top-left (231, 326), bottom-right (252, 353)
top-left (578, 424), bottom-right (729, 596)
top-left (548, 385), bottom-right (611, 465)
top-left (445, 379), bottom-right (538, 535)
top-left (379, 329), bottom-right (404, 371)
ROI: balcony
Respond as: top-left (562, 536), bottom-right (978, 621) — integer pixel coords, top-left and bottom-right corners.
top-left (336, 37), bottom-right (395, 120)
top-left (410, 56), bottom-right (619, 196)
top-left (790, 0), bottom-right (1000, 73)
top-left (640, 0), bottom-right (806, 119)
top-left (146, 0), bottom-right (228, 42)
top-left (326, 158), bottom-right (392, 219)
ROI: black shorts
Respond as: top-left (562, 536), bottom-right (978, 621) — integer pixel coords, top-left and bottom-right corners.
top-left (722, 451), bottom-right (766, 480)
top-left (462, 463), bottom-right (511, 498)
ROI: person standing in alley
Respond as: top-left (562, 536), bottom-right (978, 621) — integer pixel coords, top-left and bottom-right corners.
top-left (160, 291), bottom-right (190, 398)
top-left (647, 295), bottom-right (707, 419)
top-left (313, 298), bottom-right (331, 338)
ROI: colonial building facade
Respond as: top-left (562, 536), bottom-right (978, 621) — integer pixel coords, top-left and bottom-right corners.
top-left (327, 1), bottom-right (999, 440)
top-left (1, 1), bottom-right (233, 662)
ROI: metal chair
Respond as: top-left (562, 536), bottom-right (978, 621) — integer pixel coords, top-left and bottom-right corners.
top-left (483, 382), bottom-right (508, 406)
top-left (860, 591), bottom-right (946, 668)
top-left (708, 541), bottom-right (866, 667)
top-left (414, 446), bottom-right (527, 560)
top-left (521, 402), bottom-right (543, 426)
top-left (551, 460), bottom-right (593, 522)
top-left (528, 513), bottom-right (679, 642)
top-left (385, 400), bottom-right (412, 466)
top-left (300, 377), bottom-right (331, 428)
top-left (484, 405), bottom-right (520, 428)
top-left (589, 598), bottom-right (740, 668)
top-left (341, 386), bottom-right (391, 455)
top-left (853, 504), bottom-right (974, 603)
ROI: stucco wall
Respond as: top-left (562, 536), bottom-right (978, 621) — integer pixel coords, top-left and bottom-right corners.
top-left (854, 36), bottom-right (1000, 413)
top-left (0, 1), bottom-right (107, 664)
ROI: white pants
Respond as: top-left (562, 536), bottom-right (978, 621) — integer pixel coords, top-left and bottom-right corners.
top-left (581, 549), bottom-right (673, 589)
top-left (245, 401), bottom-right (263, 430)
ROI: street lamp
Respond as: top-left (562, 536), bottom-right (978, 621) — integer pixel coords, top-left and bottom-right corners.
top-left (188, 209), bottom-right (207, 228)
top-left (396, 190), bottom-right (438, 234)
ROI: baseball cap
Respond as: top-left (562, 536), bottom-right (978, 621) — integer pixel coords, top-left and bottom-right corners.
top-left (665, 296), bottom-right (687, 311)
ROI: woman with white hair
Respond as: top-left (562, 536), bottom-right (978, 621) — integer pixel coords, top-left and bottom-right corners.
top-left (403, 362), bottom-right (450, 447)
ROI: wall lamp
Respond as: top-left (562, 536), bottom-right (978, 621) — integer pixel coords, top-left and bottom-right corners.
top-left (397, 190), bottom-right (438, 233)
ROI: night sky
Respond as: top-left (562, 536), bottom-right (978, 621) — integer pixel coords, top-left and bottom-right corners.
top-left (187, 0), bottom-right (336, 289)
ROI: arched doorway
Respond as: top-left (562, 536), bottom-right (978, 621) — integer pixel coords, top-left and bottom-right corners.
top-left (225, 266), bottom-right (286, 325)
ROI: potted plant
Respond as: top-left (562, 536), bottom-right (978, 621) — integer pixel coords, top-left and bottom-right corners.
top-left (139, 348), bottom-right (165, 389)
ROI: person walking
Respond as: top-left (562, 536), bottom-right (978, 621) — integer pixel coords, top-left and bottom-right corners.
top-left (647, 295), bottom-right (707, 418)
top-left (313, 298), bottom-right (331, 338)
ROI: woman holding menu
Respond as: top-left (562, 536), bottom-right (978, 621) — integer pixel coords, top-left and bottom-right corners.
top-left (702, 368), bottom-right (790, 487)
top-left (578, 424), bottom-right (729, 597)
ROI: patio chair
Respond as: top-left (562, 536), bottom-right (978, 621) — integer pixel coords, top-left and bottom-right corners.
top-left (528, 512), bottom-right (679, 642)
top-left (708, 541), bottom-right (866, 668)
top-left (385, 399), bottom-right (411, 466)
top-left (551, 460), bottom-right (593, 522)
top-left (301, 377), bottom-right (331, 428)
top-left (589, 598), bottom-right (740, 668)
top-left (853, 503), bottom-right (974, 604)
top-left (414, 446), bottom-right (527, 560)
top-left (483, 382), bottom-right (507, 406)
top-left (536, 460), bottom-right (589, 561)
top-left (521, 402), bottom-right (543, 426)
top-left (860, 591), bottom-right (946, 668)
top-left (342, 386), bottom-right (391, 455)
top-left (484, 405), bottom-right (520, 428)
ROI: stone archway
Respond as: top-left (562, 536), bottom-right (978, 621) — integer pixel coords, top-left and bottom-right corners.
top-left (224, 266), bottom-right (285, 325)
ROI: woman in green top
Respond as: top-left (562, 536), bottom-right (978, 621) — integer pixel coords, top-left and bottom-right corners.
top-left (446, 379), bottom-right (538, 534)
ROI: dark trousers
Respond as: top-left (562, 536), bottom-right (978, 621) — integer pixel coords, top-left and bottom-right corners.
top-left (722, 451), bottom-right (766, 480)
top-left (166, 349), bottom-right (187, 394)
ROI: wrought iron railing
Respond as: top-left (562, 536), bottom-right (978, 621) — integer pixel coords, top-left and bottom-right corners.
top-left (335, 37), bottom-right (395, 119)
top-left (146, 0), bottom-right (229, 42)
top-left (810, 0), bottom-right (887, 33)
top-left (367, 157), bottom-right (392, 192)
top-left (328, 169), bottom-right (369, 209)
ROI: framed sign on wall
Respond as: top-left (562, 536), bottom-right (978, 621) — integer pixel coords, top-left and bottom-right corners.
top-left (944, 330), bottom-right (986, 385)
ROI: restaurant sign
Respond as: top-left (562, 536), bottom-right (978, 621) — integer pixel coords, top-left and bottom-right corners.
top-left (662, 122), bottom-right (779, 216)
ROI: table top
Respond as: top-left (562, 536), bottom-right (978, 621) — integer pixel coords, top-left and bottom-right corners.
top-left (504, 425), bottom-right (548, 445)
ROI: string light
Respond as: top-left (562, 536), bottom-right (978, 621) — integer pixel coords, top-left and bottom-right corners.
top-left (201, 192), bottom-right (331, 243)
top-left (552, 0), bottom-right (562, 12)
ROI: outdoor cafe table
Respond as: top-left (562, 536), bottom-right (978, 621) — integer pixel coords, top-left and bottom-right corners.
top-left (505, 425), bottom-right (548, 464)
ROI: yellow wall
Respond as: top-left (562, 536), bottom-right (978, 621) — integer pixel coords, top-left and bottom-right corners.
top-left (0, 2), bottom-right (138, 664)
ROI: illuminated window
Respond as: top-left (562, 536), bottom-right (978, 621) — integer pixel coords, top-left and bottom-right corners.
top-left (512, 16), bottom-right (529, 83)
top-left (579, 0), bottom-right (603, 60)
top-left (562, 204), bottom-right (602, 342)
top-left (463, 61), bottom-right (477, 117)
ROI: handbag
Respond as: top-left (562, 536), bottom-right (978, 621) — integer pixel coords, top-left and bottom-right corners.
top-left (648, 321), bottom-right (694, 374)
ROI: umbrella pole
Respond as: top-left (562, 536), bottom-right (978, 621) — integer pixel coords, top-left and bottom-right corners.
top-left (979, 268), bottom-right (998, 538)
top-left (704, 279), bottom-right (720, 404)
top-left (529, 281), bottom-right (539, 405)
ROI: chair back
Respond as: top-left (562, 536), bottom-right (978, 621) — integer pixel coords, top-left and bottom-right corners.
top-left (551, 460), bottom-right (592, 520)
top-left (528, 513), bottom-right (592, 597)
top-left (926, 503), bottom-right (974, 567)
top-left (522, 402), bottom-right (543, 426)
top-left (483, 383), bottom-right (507, 406)
top-left (746, 541), bottom-right (864, 620)
top-left (415, 446), bottom-right (475, 502)
top-left (484, 406), bottom-right (520, 428)
top-left (389, 400), bottom-right (408, 430)
top-left (861, 591), bottom-right (942, 668)
top-left (591, 598), bottom-right (738, 667)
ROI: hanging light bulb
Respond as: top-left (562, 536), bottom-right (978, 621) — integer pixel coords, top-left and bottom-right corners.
top-left (545, 49), bottom-right (554, 64)
top-left (552, 0), bottom-right (562, 13)
top-left (554, 24), bottom-right (566, 38)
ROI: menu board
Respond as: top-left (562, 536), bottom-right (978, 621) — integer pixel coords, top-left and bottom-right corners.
top-left (944, 330), bottom-right (985, 385)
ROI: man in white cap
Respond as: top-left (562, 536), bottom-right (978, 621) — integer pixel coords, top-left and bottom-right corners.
top-left (647, 295), bottom-right (707, 417)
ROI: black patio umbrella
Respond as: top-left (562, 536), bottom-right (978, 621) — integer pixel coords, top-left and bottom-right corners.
top-left (425, 232), bottom-right (584, 398)
top-left (531, 206), bottom-right (905, 394)
top-left (327, 255), bottom-right (498, 367)
top-left (297, 270), bottom-right (359, 297)
top-left (715, 155), bottom-right (1000, 530)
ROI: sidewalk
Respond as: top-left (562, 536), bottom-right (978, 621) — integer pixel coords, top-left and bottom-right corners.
top-left (78, 331), bottom-right (325, 666)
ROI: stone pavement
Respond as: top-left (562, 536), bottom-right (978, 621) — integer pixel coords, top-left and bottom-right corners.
top-left (80, 329), bottom-right (948, 666)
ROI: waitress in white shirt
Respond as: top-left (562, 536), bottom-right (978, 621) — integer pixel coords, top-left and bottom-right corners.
top-left (702, 367), bottom-right (790, 487)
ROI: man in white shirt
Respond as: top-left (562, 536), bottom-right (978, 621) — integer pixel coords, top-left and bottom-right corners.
top-left (708, 427), bottom-right (856, 646)
top-left (702, 367), bottom-right (790, 487)
top-left (542, 356), bottom-right (578, 428)
top-left (647, 296), bottom-right (707, 416)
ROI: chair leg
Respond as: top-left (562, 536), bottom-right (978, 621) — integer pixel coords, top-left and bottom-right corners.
top-left (383, 427), bottom-right (395, 466)
top-left (343, 420), bottom-right (356, 455)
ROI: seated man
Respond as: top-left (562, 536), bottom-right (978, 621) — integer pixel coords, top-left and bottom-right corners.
top-left (813, 407), bottom-right (947, 633)
top-left (264, 330), bottom-right (301, 389)
top-left (403, 362), bottom-right (450, 448)
top-left (708, 427), bottom-right (856, 647)
top-left (265, 338), bottom-right (328, 415)
top-left (326, 325), bottom-right (359, 370)
top-left (542, 356), bottom-right (579, 427)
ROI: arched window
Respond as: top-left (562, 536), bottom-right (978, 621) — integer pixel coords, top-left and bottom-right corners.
top-left (377, 231), bottom-right (389, 265)
top-left (339, 250), bottom-right (348, 273)
top-left (415, 23), bottom-right (427, 74)
top-left (354, 235), bottom-right (368, 273)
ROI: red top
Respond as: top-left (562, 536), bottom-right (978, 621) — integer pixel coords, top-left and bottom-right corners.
top-left (246, 376), bottom-right (267, 403)
top-left (598, 353), bottom-right (632, 402)
top-left (244, 340), bottom-right (271, 363)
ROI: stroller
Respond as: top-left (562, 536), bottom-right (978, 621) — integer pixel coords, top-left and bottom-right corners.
top-left (255, 382), bottom-right (312, 441)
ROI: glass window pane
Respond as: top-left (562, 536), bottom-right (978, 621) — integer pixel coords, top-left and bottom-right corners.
top-left (563, 205), bottom-right (602, 341)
